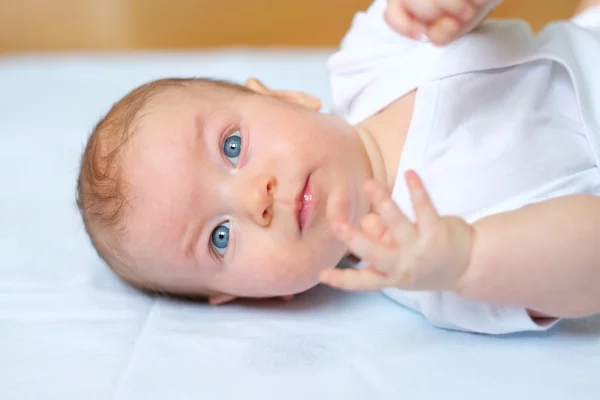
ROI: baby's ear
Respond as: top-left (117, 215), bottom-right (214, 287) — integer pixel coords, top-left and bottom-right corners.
top-left (280, 294), bottom-right (294, 302)
top-left (208, 294), bottom-right (237, 305)
top-left (245, 78), bottom-right (271, 94)
top-left (271, 90), bottom-right (322, 111)
top-left (245, 78), bottom-right (322, 111)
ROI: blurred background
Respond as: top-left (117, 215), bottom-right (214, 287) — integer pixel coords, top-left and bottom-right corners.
top-left (0, 0), bottom-right (583, 53)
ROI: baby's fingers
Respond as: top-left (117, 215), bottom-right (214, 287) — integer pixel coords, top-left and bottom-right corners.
top-left (332, 219), bottom-right (388, 267)
top-left (360, 213), bottom-right (397, 248)
top-left (425, 15), bottom-right (461, 45)
top-left (403, 0), bottom-right (442, 22)
top-left (319, 267), bottom-right (388, 292)
top-left (365, 180), bottom-right (415, 243)
top-left (385, 0), bottom-right (425, 39)
top-left (435, 0), bottom-right (475, 22)
top-left (405, 170), bottom-right (441, 232)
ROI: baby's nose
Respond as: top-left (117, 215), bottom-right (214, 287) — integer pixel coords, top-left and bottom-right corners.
top-left (240, 174), bottom-right (276, 226)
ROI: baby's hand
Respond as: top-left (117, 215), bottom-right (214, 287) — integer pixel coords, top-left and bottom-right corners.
top-left (384, 0), bottom-right (501, 45)
top-left (320, 171), bottom-right (473, 292)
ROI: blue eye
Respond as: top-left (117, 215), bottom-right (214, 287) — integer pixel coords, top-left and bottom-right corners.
top-left (223, 130), bottom-right (242, 166)
top-left (210, 221), bottom-right (230, 257)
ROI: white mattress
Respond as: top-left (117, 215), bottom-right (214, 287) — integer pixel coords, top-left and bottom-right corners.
top-left (1, 50), bottom-right (599, 400)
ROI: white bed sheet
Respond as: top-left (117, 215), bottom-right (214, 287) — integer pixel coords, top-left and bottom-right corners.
top-left (1, 50), bottom-right (599, 400)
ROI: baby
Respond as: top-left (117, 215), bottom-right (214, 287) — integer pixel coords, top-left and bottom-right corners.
top-left (77, 0), bottom-right (600, 334)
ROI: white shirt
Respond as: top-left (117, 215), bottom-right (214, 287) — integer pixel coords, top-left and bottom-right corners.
top-left (327, 1), bottom-right (600, 334)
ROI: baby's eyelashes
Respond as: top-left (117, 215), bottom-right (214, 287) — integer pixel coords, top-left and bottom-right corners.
top-left (210, 221), bottom-right (230, 257)
top-left (223, 130), bottom-right (242, 167)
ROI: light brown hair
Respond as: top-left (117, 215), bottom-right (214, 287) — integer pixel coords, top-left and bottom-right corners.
top-left (76, 77), bottom-right (250, 291)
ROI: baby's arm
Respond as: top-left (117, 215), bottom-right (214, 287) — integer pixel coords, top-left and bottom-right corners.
top-left (458, 0), bottom-right (600, 319)
top-left (321, 172), bottom-right (600, 320)
top-left (459, 194), bottom-right (600, 319)
top-left (385, 0), bottom-right (502, 45)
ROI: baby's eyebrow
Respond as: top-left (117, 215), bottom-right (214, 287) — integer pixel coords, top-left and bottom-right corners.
top-left (182, 115), bottom-right (210, 261)
top-left (182, 217), bottom-right (201, 259)
top-left (182, 110), bottom-right (225, 267)
top-left (189, 114), bottom-right (206, 147)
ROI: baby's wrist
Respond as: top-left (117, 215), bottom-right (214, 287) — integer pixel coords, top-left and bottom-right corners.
top-left (448, 217), bottom-right (475, 294)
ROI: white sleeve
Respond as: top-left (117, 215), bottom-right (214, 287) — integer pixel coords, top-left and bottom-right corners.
top-left (326, 0), bottom-right (435, 124)
top-left (325, 0), bottom-right (504, 125)
top-left (382, 288), bottom-right (559, 335)
top-left (571, 4), bottom-right (600, 35)
top-left (344, 258), bottom-right (559, 335)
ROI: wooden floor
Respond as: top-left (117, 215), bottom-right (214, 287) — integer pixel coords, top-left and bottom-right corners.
top-left (0, 0), bottom-right (584, 52)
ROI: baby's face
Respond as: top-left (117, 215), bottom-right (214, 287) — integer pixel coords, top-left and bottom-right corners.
top-left (123, 82), bottom-right (372, 298)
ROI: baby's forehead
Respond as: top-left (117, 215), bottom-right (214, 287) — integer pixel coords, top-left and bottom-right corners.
top-left (140, 82), bottom-right (236, 122)
top-left (129, 79), bottom-right (254, 158)
top-left (156, 79), bottom-right (246, 100)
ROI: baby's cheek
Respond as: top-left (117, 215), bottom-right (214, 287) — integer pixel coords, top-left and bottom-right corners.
top-left (238, 253), bottom-right (322, 296)
top-left (232, 231), bottom-right (342, 296)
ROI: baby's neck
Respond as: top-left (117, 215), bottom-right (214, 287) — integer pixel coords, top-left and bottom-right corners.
top-left (355, 90), bottom-right (417, 190)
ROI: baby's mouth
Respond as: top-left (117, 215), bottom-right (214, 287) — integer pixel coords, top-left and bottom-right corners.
top-left (296, 174), bottom-right (314, 234)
